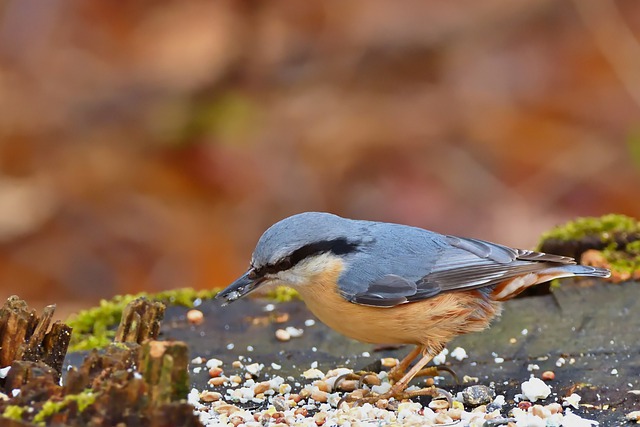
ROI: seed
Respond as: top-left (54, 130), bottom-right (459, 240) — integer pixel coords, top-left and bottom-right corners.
top-left (531, 404), bottom-right (549, 418)
top-left (429, 399), bottom-right (450, 410)
top-left (230, 375), bottom-right (242, 384)
top-left (311, 390), bottom-right (328, 402)
top-left (254, 381), bottom-right (271, 395)
top-left (272, 395), bottom-right (288, 411)
top-left (215, 404), bottom-right (241, 415)
top-left (375, 399), bottom-right (389, 409)
top-left (274, 312), bottom-right (290, 323)
top-left (290, 393), bottom-right (302, 403)
top-left (187, 309), bottom-right (204, 325)
top-left (299, 389), bottom-right (311, 399)
top-left (209, 367), bottom-right (223, 378)
top-left (314, 380), bottom-right (330, 392)
top-left (347, 389), bottom-right (366, 400)
top-left (294, 407), bottom-right (308, 417)
top-left (336, 379), bottom-right (358, 392)
top-left (200, 391), bottom-right (221, 402)
top-left (232, 360), bottom-right (243, 369)
top-left (472, 405), bottom-right (487, 413)
top-left (626, 411), bottom-right (640, 421)
top-left (434, 413), bottom-right (453, 424)
top-left (447, 408), bottom-right (462, 420)
top-left (546, 402), bottom-right (562, 414)
top-left (518, 401), bottom-right (532, 411)
top-left (314, 412), bottom-right (327, 426)
top-left (541, 370), bottom-right (555, 380)
top-left (208, 377), bottom-right (227, 387)
top-left (362, 374), bottom-right (381, 386)
top-left (229, 415), bottom-right (243, 427)
top-left (275, 329), bottom-right (291, 341)
top-left (381, 358), bottom-right (398, 368)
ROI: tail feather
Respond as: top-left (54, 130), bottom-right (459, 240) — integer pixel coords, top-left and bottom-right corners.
top-left (491, 264), bottom-right (610, 301)
top-left (559, 264), bottom-right (611, 278)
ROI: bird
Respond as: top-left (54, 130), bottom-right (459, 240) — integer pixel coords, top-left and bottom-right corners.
top-left (217, 212), bottom-right (611, 403)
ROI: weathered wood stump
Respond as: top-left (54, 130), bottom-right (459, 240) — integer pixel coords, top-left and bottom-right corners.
top-left (0, 296), bottom-right (71, 385)
top-left (0, 297), bottom-right (200, 427)
top-left (115, 298), bottom-right (165, 344)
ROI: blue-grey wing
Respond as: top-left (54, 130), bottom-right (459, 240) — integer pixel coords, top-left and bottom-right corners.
top-left (340, 234), bottom-right (575, 307)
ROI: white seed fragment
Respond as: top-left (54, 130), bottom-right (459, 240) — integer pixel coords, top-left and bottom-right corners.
top-left (302, 368), bottom-right (324, 379)
top-left (206, 358), bottom-right (224, 369)
top-left (563, 393), bottom-right (581, 409)
top-left (304, 319), bottom-right (316, 327)
top-left (521, 377), bottom-right (551, 402)
top-left (285, 326), bottom-right (304, 338)
top-left (245, 363), bottom-right (263, 376)
top-left (275, 329), bottom-right (291, 341)
top-left (450, 347), bottom-right (468, 361)
top-left (433, 348), bottom-right (448, 365)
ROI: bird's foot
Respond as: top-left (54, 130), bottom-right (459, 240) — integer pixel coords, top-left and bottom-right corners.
top-left (387, 363), bottom-right (459, 385)
top-left (334, 364), bottom-right (457, 393)
top-left (333, 371), bottom-right (383, 392)
top-left (338, 385), bottom-right (453, 408)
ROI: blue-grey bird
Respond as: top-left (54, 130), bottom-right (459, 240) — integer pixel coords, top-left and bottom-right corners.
top-left (217, 212), bottom-right (610, 402)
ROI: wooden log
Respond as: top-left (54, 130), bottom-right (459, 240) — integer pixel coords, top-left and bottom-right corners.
top-left (115, 298), bottom-right (165, 344)
top-left (0, 297), bottom-right (35, 367)
top-left (139, 340), bottom-right (190, 404)
top-left (0, 297), bottom-right (71, 383)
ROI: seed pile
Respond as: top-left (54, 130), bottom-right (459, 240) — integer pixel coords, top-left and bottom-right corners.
top-left (188, 356), bottom-right (600, 427)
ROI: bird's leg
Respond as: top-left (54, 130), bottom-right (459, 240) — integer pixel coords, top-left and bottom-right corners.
top-left (383, 350), bottom-right (437, 397)
top-left (386, 345), bottom-right (423, 382)
top-left (387, 346), bottom-right (458, 384)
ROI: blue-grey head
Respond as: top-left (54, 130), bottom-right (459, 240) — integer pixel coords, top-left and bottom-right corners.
top-left (216, 212), bottom-right (365, 304)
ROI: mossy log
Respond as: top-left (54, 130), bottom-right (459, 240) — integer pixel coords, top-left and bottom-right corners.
top-left (0, 296), bottom-right (71, 383)
top-left (0, 297), bottom-right (200, 427)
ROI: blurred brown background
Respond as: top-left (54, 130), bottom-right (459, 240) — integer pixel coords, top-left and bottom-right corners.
top-left (0, 0), bottom-right (639, 317)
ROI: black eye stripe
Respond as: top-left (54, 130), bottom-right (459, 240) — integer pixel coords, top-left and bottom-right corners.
top-left (253, 238), bottom-right (359, 277)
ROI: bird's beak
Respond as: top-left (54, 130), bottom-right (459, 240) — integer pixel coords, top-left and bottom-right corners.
top-left (216, 270), bottom-right (265, 305)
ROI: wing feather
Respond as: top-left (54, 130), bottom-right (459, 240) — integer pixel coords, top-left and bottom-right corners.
top-left (343, 235), bottom-right (577, 307)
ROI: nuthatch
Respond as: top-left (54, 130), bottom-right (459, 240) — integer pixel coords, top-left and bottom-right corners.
top-left (218, 212), bottom-right (610, 402)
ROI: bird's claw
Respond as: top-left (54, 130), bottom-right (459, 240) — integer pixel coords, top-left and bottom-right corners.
top-left (338, 386), bottom-right (453, 408)
top-left (333, 371), bottom-right (382, 392)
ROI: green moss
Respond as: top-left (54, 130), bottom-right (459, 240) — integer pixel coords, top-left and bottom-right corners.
top-left (32, 391), bottom-right (97, 426)
top-left (67, 288), bottom-right (218, 352)
top-left (265, 286), bottom-right (301, 302)
top-left (602, 241), bottom-right (640, 274)
top-left (538, 214), bottom-right (640, 244)
top-left (2, 405), bottom-right (25, 420)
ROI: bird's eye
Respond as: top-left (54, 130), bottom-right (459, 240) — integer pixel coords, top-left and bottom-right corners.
top-left (248, 268), bottom-right (258, 280)
top-left (277, 257), bottom-right (292, 271)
